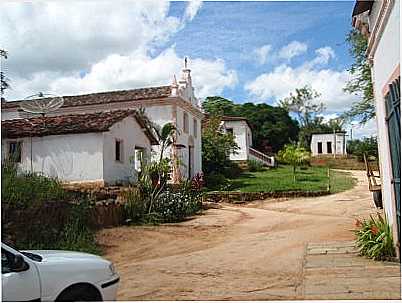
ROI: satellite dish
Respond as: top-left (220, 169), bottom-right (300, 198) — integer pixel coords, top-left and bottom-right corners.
top-left (19, 92), bottom-right (64, 116)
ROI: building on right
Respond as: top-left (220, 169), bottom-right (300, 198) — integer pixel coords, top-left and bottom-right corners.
top-left (352, 0), bottom-right (400, 255)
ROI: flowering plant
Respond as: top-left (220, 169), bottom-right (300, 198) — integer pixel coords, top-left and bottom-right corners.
top-left (354, 213), bottom-right (395, 260)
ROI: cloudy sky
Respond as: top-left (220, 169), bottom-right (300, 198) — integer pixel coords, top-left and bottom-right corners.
top-left (0, 0), bottom-right (377, 138)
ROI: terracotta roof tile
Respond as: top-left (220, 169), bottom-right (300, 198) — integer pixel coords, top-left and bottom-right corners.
top-left (2, 110), bottom-right (159, 144)
top-left (1, 86), bottom-right (172, 110)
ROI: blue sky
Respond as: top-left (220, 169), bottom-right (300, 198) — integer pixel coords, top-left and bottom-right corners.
top-left (168, 1), bottom-right (355, 104)
top-left (0, 0), bottom-right (377, 137)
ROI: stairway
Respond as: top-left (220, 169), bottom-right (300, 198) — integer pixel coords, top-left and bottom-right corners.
top-left (248, 147), bottom-right (275, 167)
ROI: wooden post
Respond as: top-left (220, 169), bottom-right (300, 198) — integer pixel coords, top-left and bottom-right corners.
top-left (327, 167), bottom-right (331, 192)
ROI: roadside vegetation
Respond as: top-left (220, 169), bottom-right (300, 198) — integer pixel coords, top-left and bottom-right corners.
top-left (1, 161), bottom-right (100, 254)
top-left (122, 122), bottom-right (203, 225)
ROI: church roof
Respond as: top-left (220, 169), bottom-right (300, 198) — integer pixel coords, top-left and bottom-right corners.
top-left (2, 109), bottom-right (159, 144)
top-left (1, 86), bottom-right (172, 110)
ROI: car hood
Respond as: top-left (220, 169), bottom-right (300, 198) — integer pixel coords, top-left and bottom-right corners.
top-left (24, 250), bottom-right (108, 264)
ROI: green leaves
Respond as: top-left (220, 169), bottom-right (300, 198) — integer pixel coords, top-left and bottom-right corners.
top-left (342, 29), bottom-right (375, 124)
top-left (202, 116), bottom-right (239, 175)
top-left (202, 96), bottom-right (299, 153)
top-left (347, 136), bottom-right (378, 161)
top-left (277, 145), bottom-right (311, 182)
top-left (354, 213), bottom-right (395, 260)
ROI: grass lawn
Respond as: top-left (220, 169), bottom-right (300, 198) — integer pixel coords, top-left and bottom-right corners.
top-left (227, 165), bottom-right (356, 193)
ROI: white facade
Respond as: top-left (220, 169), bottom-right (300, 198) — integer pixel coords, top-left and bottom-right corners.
top-left (352, 0), bottom-right (400, 253)
top-left (310, 133), bottom-right (347, 156)
top-left (1, 64), bottom-right (203, 181)
top-left (369, 0), bottom-right (400, 232)
top-left (2, 116), bottom-right (153, 186)
top-left (221, 119), bottom-right (252, 161)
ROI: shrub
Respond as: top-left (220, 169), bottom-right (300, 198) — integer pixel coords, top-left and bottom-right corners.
top-left (222, 161), bottom-right (242, 178)
top-left (202, 115), bottom-right (239, 175)
top-left (247, 159), bottom-right (265, 172)
top-left (354, 213), bottom-right (395, 260)
top-left (204, 173), bottom-right (229, 191)
top-left (2, 161), bottom-right (66, 208)
top-left (122, 173), bottom-right (203, 225)
top-left (2, 163), bottom-right (100, 254)
top-left (122, 187), bottom-right (149, 224)
top-left (152, 189), bottom-right (202, 223)
top-left (57, 199), bottom-right (101, 255)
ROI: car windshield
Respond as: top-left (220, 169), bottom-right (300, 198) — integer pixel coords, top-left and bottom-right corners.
top-left (2, 241), bottom-right (42, 262)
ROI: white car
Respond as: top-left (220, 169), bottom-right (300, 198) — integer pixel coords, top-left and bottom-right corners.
top-left (1, 242), bottom-right (119, 301)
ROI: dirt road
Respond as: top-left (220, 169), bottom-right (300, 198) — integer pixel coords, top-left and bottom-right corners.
top-left (97, 171), bottom-right (394, 300)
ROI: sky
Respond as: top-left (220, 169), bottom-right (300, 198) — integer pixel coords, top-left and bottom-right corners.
top-left (0, 0), bottom-right (377, 138)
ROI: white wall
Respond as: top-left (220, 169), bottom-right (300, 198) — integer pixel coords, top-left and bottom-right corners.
top-left (311, 133), bottom-right (347, 156)
top-left (2, 133), bottom-right (104, 182)
top-left (223, 120), bottom-right (251, 161)
top-left (371, 0), bottom-right (400, 225)
top-left (175, 106), bottom-right (202, 178)
top-left (103, 116), bottom-right (152, 185)
top-left (1, 97), bottom-right (204, 180)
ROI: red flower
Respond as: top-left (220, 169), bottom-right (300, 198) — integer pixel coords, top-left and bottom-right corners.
top-left (371, 226), bottom-right (379, 235)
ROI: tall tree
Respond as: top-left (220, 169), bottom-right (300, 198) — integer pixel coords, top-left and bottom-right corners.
top-left (203, 96), bottom-right (299, 153)
top-left (279, 86), bottom-right (324, 149)
top-left (342, 29), bottom-right (375, 124)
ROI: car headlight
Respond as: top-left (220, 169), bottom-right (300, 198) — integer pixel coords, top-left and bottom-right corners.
top-left (108, 263), bottom-right (117, 276)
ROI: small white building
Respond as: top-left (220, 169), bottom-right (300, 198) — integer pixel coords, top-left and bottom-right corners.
top-left (1, 110), bottom-right (158, 186)
top-left (352, 0), bottom-right (400, 253)
top-left (310, 132), bottom-right (347, 156)
top-left (220, 116), bottom-right (275, 167)
top-left (1, 60), bottom-right (203, 182)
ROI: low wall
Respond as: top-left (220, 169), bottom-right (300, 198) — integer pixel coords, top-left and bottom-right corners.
top-left (204, 190), bottom-right (331, 203)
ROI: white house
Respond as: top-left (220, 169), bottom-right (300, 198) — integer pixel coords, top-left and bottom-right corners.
top-left (352, 0), bottom-right (400, 255)
top-left (1, 110), bottom-right (158, 186)
top-left (219, 116), bottom-right (275, 167)
top-left (310, 132), bottom-right (347, 156)
top-left (1, 60), bottom-right (203, 182)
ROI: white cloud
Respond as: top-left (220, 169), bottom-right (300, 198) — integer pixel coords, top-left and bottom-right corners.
top-left (2, 0), bottom-right (233, 101)
top-left (0, 1), bottom-right (180, 76)
top-left (304, 46), bottom-right (336, 68)
top-left (254, 45), bottom-right (272, 65)
top-left (278, 41), bottom-right (308, 61)
top-left (7, 47), bottom-right (237, 100)
top-left (245, 46), bottom-right (358, 113)
top-left (350, 119), bottom-right (378, 139)
top-left (183, 0), bottom-right (203, 22)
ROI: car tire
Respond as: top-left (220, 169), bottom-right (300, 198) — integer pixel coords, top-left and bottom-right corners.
top-left (56, 284), bottom-right (102, 302)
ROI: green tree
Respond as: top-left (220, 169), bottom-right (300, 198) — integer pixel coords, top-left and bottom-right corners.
top-left (347, 136), bottom-right (378, 161)
top-left (279, 86), bottom-right (325, 149)
top-left (277, 144), bottom-right (311, 182)
top-left (342, 29), bottom-right (375, 124)
top-left (202, 96), bottom-right (299, 153)
top-left (202, 116), bottom-right (239, 175)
